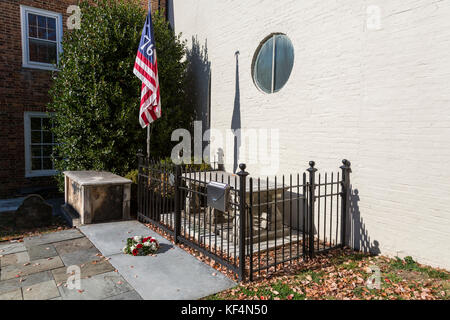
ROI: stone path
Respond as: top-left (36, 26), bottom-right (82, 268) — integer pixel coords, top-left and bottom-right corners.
top-left (80, 220), bottom-right (236, 300)
top-left (0, 221), bottom-right (236, 300)
top-left (0, 229), bottom-right (141, 300)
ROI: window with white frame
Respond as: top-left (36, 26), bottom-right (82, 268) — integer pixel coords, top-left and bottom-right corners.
top-left (20, 5), bottom-right (63, 70)
top-left (24, 112), bottom-right (57, 177)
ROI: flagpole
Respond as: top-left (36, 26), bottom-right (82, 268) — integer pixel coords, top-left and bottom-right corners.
top-left (146, 0), bottom-right (151, 158)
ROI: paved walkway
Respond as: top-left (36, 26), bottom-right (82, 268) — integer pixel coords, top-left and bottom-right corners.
top-left (0, 221), bottom-right (235, 300)
top-left (80, 220), bottom-right (236, 300)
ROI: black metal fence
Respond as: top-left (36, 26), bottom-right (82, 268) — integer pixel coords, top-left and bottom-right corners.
top-left (137, 153), bottom-right (351, 281)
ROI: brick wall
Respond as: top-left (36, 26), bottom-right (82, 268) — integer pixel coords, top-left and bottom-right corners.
top-left (171, 0), bottom-right (450, 269)
top-left (0, 0), bottom-right (166, 198)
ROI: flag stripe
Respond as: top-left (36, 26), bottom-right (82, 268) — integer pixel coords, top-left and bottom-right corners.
top-left (133, 12), bottom-right (161, 128)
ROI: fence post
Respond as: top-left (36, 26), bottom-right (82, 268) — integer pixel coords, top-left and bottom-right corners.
top-left (340, 159), bottom-right (351, 248)
top-left (307, 161), bottom-right (317, 259)
top-left (137, 150), bottom-right (144, 221)
top-left (174, 165), bottom-right (182, 244)
top-left (237, 163), bottom-right (248, 282)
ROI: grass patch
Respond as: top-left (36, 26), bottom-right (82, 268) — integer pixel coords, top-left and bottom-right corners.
top-left (390, 256), bottom-right (449, 280)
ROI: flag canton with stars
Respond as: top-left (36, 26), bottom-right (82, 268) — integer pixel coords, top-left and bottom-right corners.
top-left (133, 12), bottom-right (161, 128)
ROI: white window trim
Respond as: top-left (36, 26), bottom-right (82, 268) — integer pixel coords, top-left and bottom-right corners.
top-left (24, 112), bottom-right (57, 178)
top-left (20, 5), bottom-right (63, 71)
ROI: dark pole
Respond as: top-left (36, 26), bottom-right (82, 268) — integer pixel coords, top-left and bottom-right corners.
top-left (307, 161), bottom-right (317, 259)
top-left (340, 159), bottom-right (351, 248)
top-left (237, 163), bottom-right (248, 282)
top-left (174, 164), bottom-right (181, 244)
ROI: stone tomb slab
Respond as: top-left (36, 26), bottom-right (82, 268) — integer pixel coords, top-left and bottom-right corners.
top-left (51, 260), bottom-right (115, 283)
top-left (0, 242), bottom-right (27, 255)
top-left (27, 244), bottom-right (58, 261)
top-left (57, 271), bottom-right (133, 300)
top-left (0, 271), bottom-right (54, 295)
top-left (53, 237), bottom-right (95, 256)
top-left (22, 280), bottom-right (60, 300)
top-left (0, 256), bottom-right (64, 281)
top-left (23, 229), bottom-right (84, 247)
top-left (0, 251), bottom-right (30, 267)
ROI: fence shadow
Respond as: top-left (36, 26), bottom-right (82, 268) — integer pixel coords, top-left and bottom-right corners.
top-left (231, 51), bottom-right (241, 173)
top-left (347, 187), bottom-right (380, 255)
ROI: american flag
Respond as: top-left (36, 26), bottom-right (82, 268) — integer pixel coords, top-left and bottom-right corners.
top-left (133, 11), bottom-right (161, 128)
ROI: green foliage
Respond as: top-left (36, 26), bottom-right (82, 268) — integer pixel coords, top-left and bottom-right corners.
top-left (390, 256), bottom-right (449, 279)
top-left (124, 169), bottom-right (138, 184)
top-left (49, 0), bottom-right (193, 190)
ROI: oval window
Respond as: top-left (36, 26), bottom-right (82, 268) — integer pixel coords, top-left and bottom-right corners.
top-left (253, 34), bottom-right (294, 93)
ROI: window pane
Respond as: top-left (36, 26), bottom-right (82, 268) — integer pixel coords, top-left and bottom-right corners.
top-left (28, 13), bottom-right (37, 27)
top-left (32, 158), bottom-right (42, 171)
top-left (42, 157), bottom-right (53, 170)
top-left (37, 15), bottom-right (46, 28)
top-left (31, 117), bottom-right (41, 130)
top-left (29, 25), bottom-right (37, 38)
top-left (43, 130), bottom-right (53, 144)
top-left (37, 27), bottom-right (47, 40)
top-left (42, 117), bottom-right (50, 130)
top-left (31, 131), bottom-right (41, 144)
top-left (32, 146), bottom-right (42, 158)
top-left (47, 29), bottom-right (56, 41)
top-left (29, 39), bottom-right (57, 64)
top-left (47, 17), bottom-right (56, 30)
top-left (43, 145), bottom-right (53, 157)
top-left (274, 35), bottom-right (294, 92)
top-left (254, 37), bottom-right (273, 93)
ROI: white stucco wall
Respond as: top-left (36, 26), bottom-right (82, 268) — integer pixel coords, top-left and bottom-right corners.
top-left (171, 0), bottom-right (450, 269)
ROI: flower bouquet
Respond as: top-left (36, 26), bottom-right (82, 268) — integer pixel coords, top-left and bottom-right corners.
top-left (123, 236), bottom-right (159, 256)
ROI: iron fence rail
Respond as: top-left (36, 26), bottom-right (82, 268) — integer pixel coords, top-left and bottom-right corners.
top-left (137, 153), bottom-right (351, 281)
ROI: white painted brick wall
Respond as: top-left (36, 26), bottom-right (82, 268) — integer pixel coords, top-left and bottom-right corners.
top-left (171, 0), bottom-right (450, 269)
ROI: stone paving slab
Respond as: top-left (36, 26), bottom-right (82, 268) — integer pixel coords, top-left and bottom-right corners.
top-left (81, 221), bottom-right (236, 300)
top-left (59, 246), bottom-right (101, 266)
top-left (1, 256), bottom-right (64, 280)
top-left (23, 229), bottom-right (84, 247)
top-left (28, 244), bottom-right (58, 261)
top-left (1, 251), bottom-right (30, 267)
top-left (80, 220), bottom-right (149, 256)
top-left (104, 290), bottom-right (142, 300)
top-left (53, 237), bottom-right (95, 256)
top-left (0, 271), bottom-right (53, 295)
top-left (51, 260), bottom-right (115, 283)
top-left (0, 288), bottom-right (22, 300)
top-left (57, 271), bottom-right (133, 300)
top-left (23, 279), bottom-right (59, 300)
top-left (0, 242), bottom-right (27, 255)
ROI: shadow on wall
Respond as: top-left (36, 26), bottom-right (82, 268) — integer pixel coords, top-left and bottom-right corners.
top-left (231, 51), bottom-right (241, 173)
top-left (185, 36), bottom-right (211, 152)
top-left (347, 187), bottom-right (380, 255)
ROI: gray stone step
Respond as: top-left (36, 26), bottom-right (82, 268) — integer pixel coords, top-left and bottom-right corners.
top-left (60, 205), bottom-right (81, 228)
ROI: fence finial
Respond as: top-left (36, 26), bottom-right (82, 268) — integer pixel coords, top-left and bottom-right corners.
top-left (341, 159), bottom-right (352, 172)
top-left (307, 161), bottom-right (317, 173)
